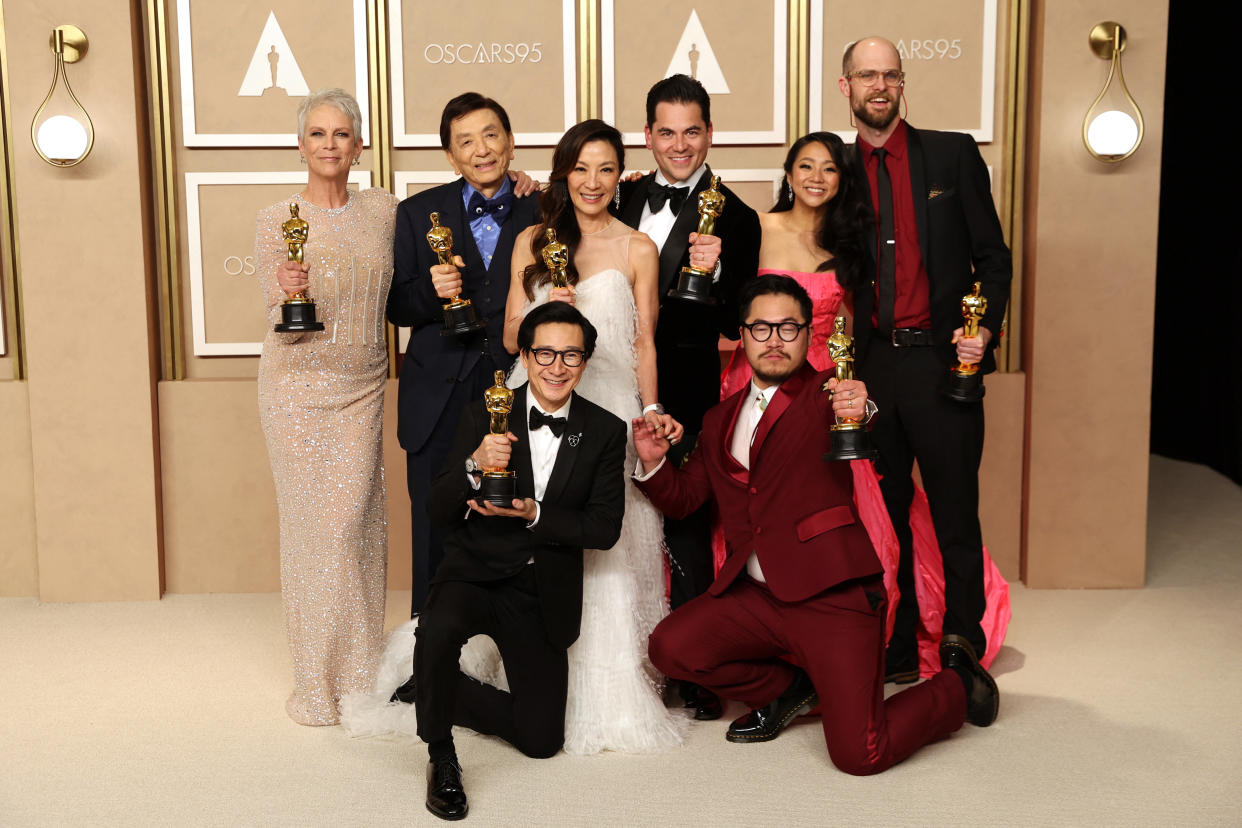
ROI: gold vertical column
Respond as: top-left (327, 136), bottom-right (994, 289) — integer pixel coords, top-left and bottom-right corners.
top-left (369, 0), bottom-right (401, 375)
top-left (787, 0), bottom-right (809, 142)
top-left (578, 0), bottom-right (598, 119)
top-left (0, 0), bottom-right (27, 379)
top-left (998, 0), bottom-right (1029, 374)
top-left (144, 0), bottom-right (183, 380)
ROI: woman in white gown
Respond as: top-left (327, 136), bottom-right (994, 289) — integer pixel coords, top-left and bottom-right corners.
top-left (487, 119), bottom-right (686, 754)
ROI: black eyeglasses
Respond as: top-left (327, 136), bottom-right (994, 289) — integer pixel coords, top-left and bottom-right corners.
top-left (530, 347), bottom-right (586, 367)
top-left (846, 69), bottom-right (905, 87)
top-left (740, 320), bottom-right (809, 342)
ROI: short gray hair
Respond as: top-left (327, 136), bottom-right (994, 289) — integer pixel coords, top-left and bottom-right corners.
top-left (297, 88), bottom-right (363, 141)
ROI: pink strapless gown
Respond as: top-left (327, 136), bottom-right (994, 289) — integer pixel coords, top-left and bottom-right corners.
top-left (718, 269), bottom-right (1009, 674)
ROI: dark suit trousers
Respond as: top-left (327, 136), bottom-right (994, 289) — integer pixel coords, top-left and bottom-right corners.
top-left (860, 342), bottom-right (987, 658)
top-left (414, 567), bottom-right (568, 759)
top-left (649, 576), bottom-right (966, 775)
top-left (408, 356), bottom-right (502, 615)
top-left (664, 432), bottom-right (714, 611)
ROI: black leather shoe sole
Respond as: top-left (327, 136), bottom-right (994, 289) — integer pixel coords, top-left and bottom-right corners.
top-left (390, 675), bottom-right (416, 704)
top-left (725, 692), bottom-right (817, 743)
top-left (426, 801), bottom-right (468, 821)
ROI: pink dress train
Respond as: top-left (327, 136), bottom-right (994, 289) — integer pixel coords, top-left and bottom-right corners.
top-left (719, 269), bottom-right (1009, 674)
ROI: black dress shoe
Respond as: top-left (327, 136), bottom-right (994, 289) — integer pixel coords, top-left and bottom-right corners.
top-left (884, 646), bottom-right (919, 685)
top-left (679, 683), bottom-right (723, 721)
top-left (426, 759), bottom-right (468, 821)
top-left (725, 671), bottom-right (817, 743)
top-left (940, 634), bottom-right (998, 727)
top-left (390, 674), bottom-right (416, 704)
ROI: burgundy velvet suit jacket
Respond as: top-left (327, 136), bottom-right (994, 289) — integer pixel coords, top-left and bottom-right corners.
top-left (637, 362), bottom-right (882, 602)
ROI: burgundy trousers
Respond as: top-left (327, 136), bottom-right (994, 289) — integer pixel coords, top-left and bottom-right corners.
top-left (649, 576), bottom-right (967, 775)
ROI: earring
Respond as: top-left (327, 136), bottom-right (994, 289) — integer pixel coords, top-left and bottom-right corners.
top-left (352, 157), bottom-right (360, 166)
top-left (613, 187), bottom-right (621, 210)
top-left (299, 154), bottom-right (306, 164)
top-left (784, 181), bottom-right (793, 202)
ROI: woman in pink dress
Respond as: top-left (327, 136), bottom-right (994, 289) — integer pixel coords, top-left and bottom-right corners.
top-left (720, 132), bottom-right (1009, 676)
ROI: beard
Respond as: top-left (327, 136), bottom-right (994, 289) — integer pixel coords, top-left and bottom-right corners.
top-left (751, 351), bottom-right (802, 385)
top-left (852, 92), bottom-right (900, 131)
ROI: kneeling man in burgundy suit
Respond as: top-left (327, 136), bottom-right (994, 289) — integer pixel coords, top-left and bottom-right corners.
top-left (634, 273), bottom-right (998, 775)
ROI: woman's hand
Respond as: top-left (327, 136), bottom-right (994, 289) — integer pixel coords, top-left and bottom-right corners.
top-left (658, 413), bottom-right (685, 446)
top-left (548, 286), bottom-right (575, 305)
top-left (276, 260), bottom-right (309, 296)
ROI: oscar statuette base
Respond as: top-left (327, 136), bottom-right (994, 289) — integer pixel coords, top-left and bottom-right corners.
top-left (441, 298), bottom-right (485, 337)
top-left (668, 267), bottom-right (716, 305)
top-left (479, 471), bottom-right (517, 506)
top-left (274, 298), bottom-right (325, 332)
top-left (823, 425), bottom-right (879, 462)
top-left (942, 369), bottom-right (986, 403)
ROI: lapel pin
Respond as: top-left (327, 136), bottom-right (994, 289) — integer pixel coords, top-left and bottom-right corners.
top-left (568, 433), bottom-right (581, 447)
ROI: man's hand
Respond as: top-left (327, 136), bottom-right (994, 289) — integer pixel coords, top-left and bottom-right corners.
top-left (467, 497), bottom-right (538, 521)
top-left (621, 170), bottom-right (647, 184)
top-left (687, 232), bottom-right (721, 273)
top-left (430, 254), bottom-right (466, 300)
top-left (473, 432), bottom-right (517, 472)
top-left (508, 169), bottom-right (540, 198)
top-left (951, 326), bottom-right (993, 366)
top-left (825, 377), bottom-right (869, 421)
top-left (275, 260), bottom-right (309, 296)
top-left (632, 417), bottom-right (671, 474)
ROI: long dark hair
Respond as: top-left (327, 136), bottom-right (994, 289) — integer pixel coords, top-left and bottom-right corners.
top-left (522, 120), bottom-right (625, 299)
top-left (771, 131), bottom-right (870, 292)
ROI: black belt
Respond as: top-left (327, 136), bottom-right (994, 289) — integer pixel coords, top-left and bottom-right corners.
top-left (885, 328), bottom-right (934, 348)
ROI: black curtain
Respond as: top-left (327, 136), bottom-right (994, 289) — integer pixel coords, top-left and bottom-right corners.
top-left (1150, 1), bottom-right (1242, 484)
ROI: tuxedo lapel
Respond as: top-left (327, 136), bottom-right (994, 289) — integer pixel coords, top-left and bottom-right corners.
top-left (541, 391), bottom-right (585, 506)
top-left (620, 175), bottom-right (651, 229)
top-left (656, 166), bottom-right (712, 295)
top-left (440, 178), bottom-right (486, 279)
top-left (719, 388), bottom-right (750, 485)
top-left (906, 127), bottom-right (932, 272)
top-left (749, 365), bottom-right (813, 469)
top-left (511, 387), bottom-right (536, 498)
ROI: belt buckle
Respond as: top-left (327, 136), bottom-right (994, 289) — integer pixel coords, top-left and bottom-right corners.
top-left (890, 329), bottom-right (904, 347)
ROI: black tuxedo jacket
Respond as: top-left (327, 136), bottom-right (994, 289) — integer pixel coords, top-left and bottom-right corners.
top-left (426, 385), bottom-right (627, 650)
top-left (850, 124), bottom-right (1011, 372)
top-left (387, 179), bottom-right (540, 453)
top-left (618, 166), bottom-right (761, 432)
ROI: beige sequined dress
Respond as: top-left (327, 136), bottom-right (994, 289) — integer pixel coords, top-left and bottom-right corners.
top-left (256, 187), bottom-right (398, 726)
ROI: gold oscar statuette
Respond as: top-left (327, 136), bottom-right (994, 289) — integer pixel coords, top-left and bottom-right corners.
top-left (541, 228), bottom-right (571, 289)
top-left (943, 281), bottom-right (988, 402)
top-left (823, 316), bottom-right (878, 461)
top-left (273, 201), bottom-right (325, 332)
top-left (669, 175), bottom-right (726, 304)
top-left (428, 211), bottom-right (485, 337)
top-left (480, 370), bottom-right (518, 505)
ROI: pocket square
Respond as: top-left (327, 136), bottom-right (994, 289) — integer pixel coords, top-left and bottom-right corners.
top-left (928, 187), bottom-right (945, 199)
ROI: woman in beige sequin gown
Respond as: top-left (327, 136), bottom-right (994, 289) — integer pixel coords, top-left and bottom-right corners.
top-left (257, 89), bottom-right (398, 726)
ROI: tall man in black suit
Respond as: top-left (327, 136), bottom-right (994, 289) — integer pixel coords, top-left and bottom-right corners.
top-left (617, 74), bottom-right (761, 719)
top-left (838, 37), bottom-right (1012, 680)
top-left (388, 93), bottom-right (540, 617)
top-left (414, 302), bottom-right (626, 821)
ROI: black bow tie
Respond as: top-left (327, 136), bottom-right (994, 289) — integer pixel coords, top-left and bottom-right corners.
top-left (467, 190), bottom-right (514, 223)
top-left (529, 407), bottom-right (567, 436)
top-left (647, 183), bottom-right (689, 215)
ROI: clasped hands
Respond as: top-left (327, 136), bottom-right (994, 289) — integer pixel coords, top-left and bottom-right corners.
top-left (466, 432), bottom-right (537, 521)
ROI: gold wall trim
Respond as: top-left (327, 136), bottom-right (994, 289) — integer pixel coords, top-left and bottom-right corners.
top-left (578, 0), bottom-right (598, 119)
top-left (788, 0), bottom-right (809, 141)
top-left (370, 0), bottom-right (401, 377)
top-left (144, 0), bottom-right (183, 380)
top-left (0, 0), bottom-right (27, 379)
top-left (999, 0), bottom-right (1029, 374)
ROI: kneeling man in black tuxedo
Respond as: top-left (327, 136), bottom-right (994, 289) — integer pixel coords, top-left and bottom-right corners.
top-left (414, 301), bottom-right (627, 821)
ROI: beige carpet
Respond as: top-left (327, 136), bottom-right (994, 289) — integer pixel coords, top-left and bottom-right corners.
top-left (2, 455), bottom-right (1240, 827)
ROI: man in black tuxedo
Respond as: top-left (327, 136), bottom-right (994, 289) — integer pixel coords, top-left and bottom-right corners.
top-left (388, 93), bottom-right (539, 617)
top-left (838, 37), bottom-right (1011, 680)
top-left (414, 301), bottom-right (626, 821)
top-left (617, 74), bottom-right (761, 720)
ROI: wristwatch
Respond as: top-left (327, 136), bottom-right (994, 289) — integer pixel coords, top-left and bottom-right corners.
top-left (465, 456), bottom-right (481, 476)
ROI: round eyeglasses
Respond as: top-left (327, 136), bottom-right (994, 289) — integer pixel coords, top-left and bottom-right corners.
top-left (530, 347), bottom-right (586, 367)
top-left (740, 321), bottom-right (809, 342)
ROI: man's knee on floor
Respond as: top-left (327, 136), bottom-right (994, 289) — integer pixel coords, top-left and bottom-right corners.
top-left (515, 729), bottom-right (563, 760)
top-left (827, 740), bottom-right (887, 777)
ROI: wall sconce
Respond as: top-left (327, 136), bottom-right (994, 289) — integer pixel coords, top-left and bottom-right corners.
top-left (30, 25), bottom-right (95, 167)
top-left (1082, 22), bottom-right (1143, 163)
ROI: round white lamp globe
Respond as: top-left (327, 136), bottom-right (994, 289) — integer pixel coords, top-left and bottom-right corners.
top-left (1086, 110), bottom-right (1139, 158)
top-left (36, 115), bottom-right (90, 164)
